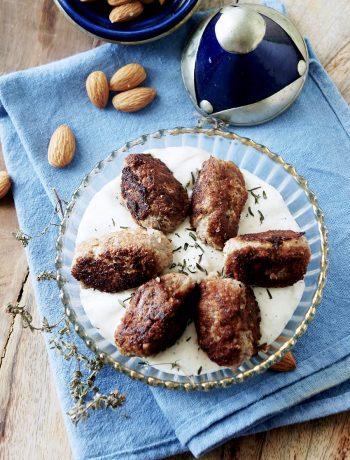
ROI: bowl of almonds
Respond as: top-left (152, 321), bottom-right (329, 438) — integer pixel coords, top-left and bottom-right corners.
top-left (54, 0), bottom-right (199, 44)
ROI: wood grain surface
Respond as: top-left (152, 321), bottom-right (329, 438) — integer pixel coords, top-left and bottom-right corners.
top-left (0, 1), bottom-right (349, 459)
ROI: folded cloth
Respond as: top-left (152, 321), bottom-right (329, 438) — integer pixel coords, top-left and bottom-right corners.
top-left (1, 2), bottom-right (350, 459)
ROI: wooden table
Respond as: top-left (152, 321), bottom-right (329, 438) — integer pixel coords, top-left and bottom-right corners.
top-left (0, 1), bottom-right (349, 459)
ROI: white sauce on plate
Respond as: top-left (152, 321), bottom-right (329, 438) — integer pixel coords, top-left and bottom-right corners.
top-left (77, 147), bottom-right (304, 375)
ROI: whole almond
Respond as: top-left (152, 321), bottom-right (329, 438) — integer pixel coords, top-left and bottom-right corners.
top-left (270, 351), bottom-right (296, 372)
top-left (108, 0), bottom-right (133, 5)
top-left (110, 63), bottom-right (146, 92)
top-left (48, 124), bottom-right (76, 168)
top-left (109, 1), bottom-right (144, 23)
top-left (86, 71), bottom-right (109, 109)
top-left (0, 171), bottom-right (11, 199)
top-left (112, 87), bottom-right (156, 112)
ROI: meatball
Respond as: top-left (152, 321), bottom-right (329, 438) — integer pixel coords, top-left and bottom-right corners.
top-left (196, 277), bottom-right (261, 367)
top-left (115, 273), bottom-right (197, 357)
top-left (71, 228), bottom-right (172, 293)
top-left (190, 156), bottom-right (248, 250)
top-left (224, 230), bottom-right (311, 287)
top-left (121, 153), bottom-right (190, 233)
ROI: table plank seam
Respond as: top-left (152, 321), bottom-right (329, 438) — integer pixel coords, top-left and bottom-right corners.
top-left (0, 270), bottom-right (29, 371)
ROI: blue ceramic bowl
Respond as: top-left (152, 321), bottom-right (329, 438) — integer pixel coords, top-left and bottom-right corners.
top-left (54, 0), bottom-right (199, 44)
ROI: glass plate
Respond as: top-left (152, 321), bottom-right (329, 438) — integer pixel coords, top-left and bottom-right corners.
top-left (55, 127), bottom-right (328, 391)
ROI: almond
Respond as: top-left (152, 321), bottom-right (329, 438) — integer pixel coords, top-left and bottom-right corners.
top-left (48, 124), bottom-right (76, 168)
top-left (109, 1), bottom-right (144, 23)
top-left (0, 171), bottom-right (11, 199)
top-left (86, 71), bottom-right (109, 109)
top-left (270, 351), bottom-right (296, 372)
top-left (112, 87), bottom-right (156, 112)
top-left (110, 63), bottom-right (146, 92)
top-left (108, 0), bottom-right (133, 5)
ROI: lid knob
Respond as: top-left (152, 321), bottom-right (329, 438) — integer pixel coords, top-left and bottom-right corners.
top-left (215, 5), bottom-right (266, 54)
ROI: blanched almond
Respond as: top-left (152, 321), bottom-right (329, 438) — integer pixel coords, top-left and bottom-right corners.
top-left (112, 87), bottom-right (156, 112)
top-left (109, 1), bottom-right (144, 23)
top-left (86, 71), bottom-right (109, 109)
top-left (110, 63), bottom-right (146, 92)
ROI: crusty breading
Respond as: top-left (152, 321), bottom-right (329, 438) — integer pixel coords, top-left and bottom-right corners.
top-left (190, 156), bottom-right (247, 250)
top-left (196, 277), bottom-right (261, 367)
top-left (71, 228), bottom-right (172, 293)
top-left (224, 230), bottom-right (311, 287)
top-left (115, 273), bottom-right (197, 357)
top-left (121, 153), bottom-right (190, 233)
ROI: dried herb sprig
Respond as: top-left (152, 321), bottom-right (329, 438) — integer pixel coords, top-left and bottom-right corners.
top-left (37, 271), bottom-right (56, 281)
top-left (6, 302), bottom-right (125, 424)
top-left (6, 302), bottom-right (60, 332)
top-left (13, 190), bottom-right (66, 247)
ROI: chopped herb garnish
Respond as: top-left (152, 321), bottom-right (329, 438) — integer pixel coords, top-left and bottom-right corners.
top-left (184, 242), bottom-right (189, 250)
top-left (198, 254), bottom-right (203, 264)
top-left (185, 181), bottom-right (191, 189)
top-left (172, 246), bottom-right (182, 253)
top-left (266, 288), bottom-right (272, 299)
top-left (196, 263), bottom-right (208, 275)
top-left (263, 190), bottom-right (267, 199)
top-left (138, 360), bottom-right (149, 366)
top-left (189, 232), bottom-right (197, 241)
top-left (120, 226), bottom-right (129, 229)
top-left (112, 218), bottom-right (116, 227)
top-left (248, 186), bottom-right (261, 204)
top-left (248, 207), bottom-right (255, 217)
top-left (169, 263), bottom-right (177, 269)
top-left (185, 227), bottom-right (196, 231)
top-left (175, 232), bottom-right (180, 238)
top-left (195, 242), bottom-right (204, 253)
top-left (258, 210), bottom-right (265, 224)
top-left (186, 337), bottom-right (191, 342)
top-left (197, 366), bottom-right (202, 375)
top-left (123, 294), bottom-right (134, 303)
top-left (118, 299), bottom-right (126, 309)
top-left (187, 267), bottom-right (197, 274)
top-left (191, 171), bottom-right (196, 185)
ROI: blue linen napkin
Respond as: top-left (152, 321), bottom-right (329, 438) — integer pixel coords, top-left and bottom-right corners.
top-left (1, 3), bottom-right (350, 459)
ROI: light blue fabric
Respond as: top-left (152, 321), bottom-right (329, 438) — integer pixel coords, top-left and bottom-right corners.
top-left (1, 5), bottom-right (350, 459)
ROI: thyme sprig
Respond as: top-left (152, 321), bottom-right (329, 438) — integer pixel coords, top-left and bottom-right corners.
top-left (12, 189), bottom-right (66, 247)
top-left (37, 271), bottom-right (56, 281)
top-left (6, 302), bottom-right (125, 424)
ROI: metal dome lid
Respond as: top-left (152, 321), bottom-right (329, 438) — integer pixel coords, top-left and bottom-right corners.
top-left (181, 3), bottom-right (308, 126)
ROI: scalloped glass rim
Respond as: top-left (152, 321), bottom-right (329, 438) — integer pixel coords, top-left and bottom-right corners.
top-left (55, 127), bottom-right (328, 391)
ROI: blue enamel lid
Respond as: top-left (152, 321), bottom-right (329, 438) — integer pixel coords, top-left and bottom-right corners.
top-left (182, 4), bottom-right (308, 126)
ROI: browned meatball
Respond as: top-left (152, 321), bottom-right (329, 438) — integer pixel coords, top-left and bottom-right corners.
top-left (196, 277), bottom-right (261, 367)
top-left (190, 156), bottom-right (248, 250)
top-left (71, 228), bottom-right (172, 293)
top-left (120, 153), bottom-right (190, 233)
top-left (224, 230), bottom-right (311, 287)
top-left (115, 273), bottom-right (197, 357)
